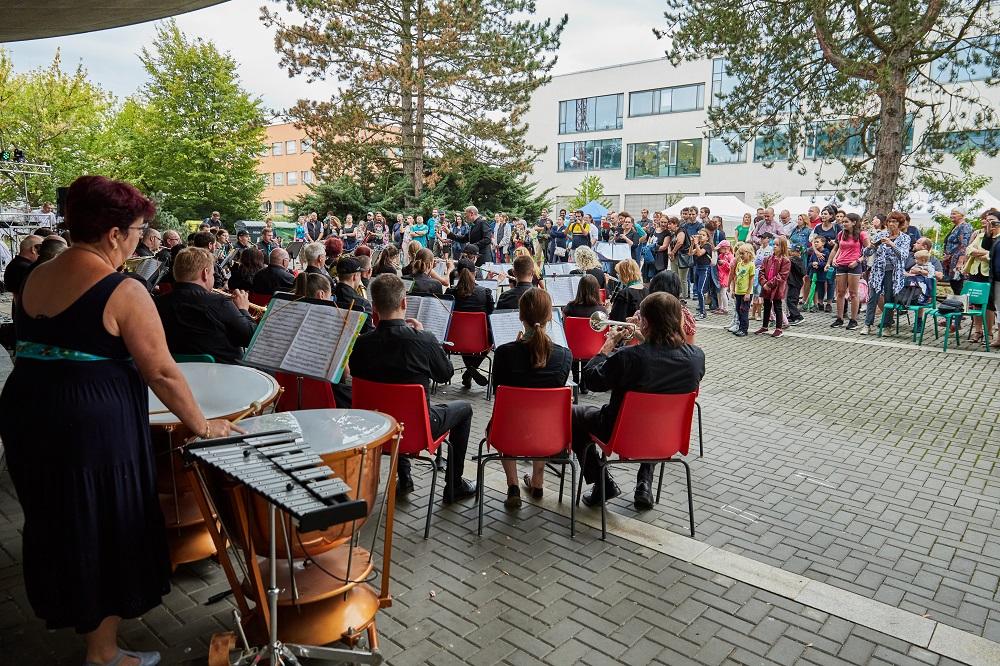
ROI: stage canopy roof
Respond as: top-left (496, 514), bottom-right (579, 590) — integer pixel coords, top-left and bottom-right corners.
top-left (2, 1), bottom-right (227, 43)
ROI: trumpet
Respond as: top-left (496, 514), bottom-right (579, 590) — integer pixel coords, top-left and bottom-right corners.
top-left (589, 310), bottom-right (637, 340)
top-left (213, 288), bottom-right (267, 319)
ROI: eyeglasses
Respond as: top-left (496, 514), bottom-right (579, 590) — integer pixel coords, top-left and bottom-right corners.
top-left (128, 223), bottom-right (149, 233)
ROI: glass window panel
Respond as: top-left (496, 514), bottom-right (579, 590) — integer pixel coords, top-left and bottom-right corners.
top-left (658, 142), bottom-right (673, 177)
top-left (658, 89), bottom-right (672, 113)
top-left (285, 140), bottom-right (297, 154)
top-left (287, 171), bottom-right (298, 185)
top-left (754, 127), bottom-right (791, 162)
top-left (676, 139), bottom-right (702, 175)
top-left (584, 99), bottom-right (596, 132)
top-left (711, 58), bottom-right (738, 107)
top-left (595, 95), bottom-right (619, 130)
top-left (630, 91), bottom-right (654, 117)
top-left (272, 142), bottom-right (283, 156)
top-left (600, 139), bottom-right (621, 169)
top-left (275, 202), bottom-right (285, 214)
top-left (273, 172), bottom-right (284, 185)
top-left (672, 85), bottom-right (701, 112)
top-left (707, 132), bottom-right (746, 164)
top-left (933, 35), bottom-right (998, 82)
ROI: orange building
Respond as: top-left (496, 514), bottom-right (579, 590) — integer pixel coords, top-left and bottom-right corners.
top-left (257, 122), bottom-right (317, 218)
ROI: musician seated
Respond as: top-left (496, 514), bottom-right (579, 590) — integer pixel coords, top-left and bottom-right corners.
top-left (572, 292), bottom-right (704, 511)
top-left (445, 263), bottom-right (494, 388)
top-left (491, 288), bottom-right (571, 508)
top-left (495, 255), bottom-right (535, 309)
top-left (301, 241), bottom-right (335, 289)
top-left (570, 246), bottom-right (607, 289)
top-left (608, 259), bottom-right (647, 322)
top-left (134, 227), bottom-right (161, 257)
top-left (293, 272), bottom-right (332, 300)
top-left (324, 237), bottom-right (344, 270)
top-left (408, 248), bottom-right (446, 296)
top-left (229, 246), bottom-right (264, 292)
top-left (334, 256), bottom-right (375, 334)
top-left (371, 245), bottom-right (401, 277)
top-left (506, 246), bottom-right (542, 288)
top-left (357, 254), bottom-right (372, 290)
top-left (234, 229), bottom-right (253, 252)
top-left (191, 231), bottom-right (227, 289)
top-left (251, 248), bottom-right (294, 295)
top-left (562, 274), bottom-right (606, 319)
top-left (448, 246), bottom-right (483, 283)
top-left (154, 247), bottom-right (256, 364)
top-left (258, 227), bottom-right (280, 255)
top-left (349, 274), bottom-right (477, 502)
top-left (3, 235), bottom-right (41, 311)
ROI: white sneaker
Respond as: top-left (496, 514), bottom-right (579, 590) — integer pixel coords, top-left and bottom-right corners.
top-left (860, 325), bottom-right (870, 335)
top-left (727, 324), bottom-right (740, 333)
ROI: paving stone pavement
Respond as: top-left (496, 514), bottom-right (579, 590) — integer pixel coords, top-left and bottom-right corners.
top-left (1, 307), bottom-right (999, 664)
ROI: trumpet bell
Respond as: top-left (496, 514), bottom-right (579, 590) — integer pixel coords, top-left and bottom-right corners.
top-left (588, 310), bottom-right (636, 339)
top-left (589, 310), bottom-right (609, 331)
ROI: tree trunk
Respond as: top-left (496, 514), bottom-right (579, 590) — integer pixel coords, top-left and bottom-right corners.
top-left (866, 69), bottom-right (907, 217)
top-left (399, 0), bottom-right (417, 205)
top-left (412, 0), bottom-right (426, 199)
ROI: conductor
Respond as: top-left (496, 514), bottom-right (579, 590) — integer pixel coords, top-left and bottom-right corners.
top-left (447, 205), bottom-right (493, 266)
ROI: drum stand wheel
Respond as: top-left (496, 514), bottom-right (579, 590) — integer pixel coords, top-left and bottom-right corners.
top-left (225, 504), bottom-right (383, 665)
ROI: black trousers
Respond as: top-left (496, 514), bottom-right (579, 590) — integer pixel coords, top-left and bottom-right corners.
top-left (397, 400), bottom-right (472, 486)
top-left (762, 298), bottom-right (783, 328)
top-left (462, 354), bottom-right (486, 372)
top-left (571, 405), bottom-right (654, 486)
top-left (785, 268), bottom-right (803, 321)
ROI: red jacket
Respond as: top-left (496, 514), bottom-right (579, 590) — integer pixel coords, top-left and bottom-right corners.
top-left (759, 255), bottom-right (791, 300)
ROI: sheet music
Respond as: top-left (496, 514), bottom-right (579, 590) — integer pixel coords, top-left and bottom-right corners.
top-left (593, 241), bottom-right (631, 262)
top-left (405, 295), bottom-right (454, 342)
top-left (476, 279), bottom-right (499, 291)
top-left (434, 259), bottom-right (449, 276)
top-left (481, 262), bottom-right (512, 279)
top-left (542, 262), bottom-right (574, 276)
top-left (544, 275), bottom-right (582, 307)
top-left (243, 298), bottom-right (366, 382)
top-left (134, 258), bottom-right (161, 282)
top-left (220, 248), bottom-right (239, 269)
top-left (490, 310), bottom-right (568, 348)
top-left (401, 278), bottom-right (414, 293)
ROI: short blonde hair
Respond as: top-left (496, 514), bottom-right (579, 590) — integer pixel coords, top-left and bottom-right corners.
top-left (173, 247), bottom-right (214, 282)
top-left (574, 245), bottom-right (600, 270)
top-left (615, 259), bottom-right (641, 284)
top-left (914, 249), bottom-right (931, 260)
top-left (736, 242), bottom-right (755, 262)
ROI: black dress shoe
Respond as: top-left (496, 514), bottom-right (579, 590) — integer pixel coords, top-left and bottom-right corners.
top-left (442, 478), bottom-right (477, 504)
top-left (397, 473), bottom-right (414, 496)
top-left (634, 482), bottom-right (654, 511)
top-left (504, 485), bottom-right (522, 509)
top-left (470, 369), bottom-right (488, 386)
top-left (582, 477), bottom-right (621, 507)
top-left (461, 371), bottom-right (472, 389)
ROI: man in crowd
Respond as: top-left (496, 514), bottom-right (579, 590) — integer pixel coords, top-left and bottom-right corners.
top-left (573, 292), bottom-right (705, 510)
top-left (191, 231), bottom-right (226, 289)
top-left (807, 205), bottom-right (822, 228)
top-left (203, 210), bottom-right (222, 227)
top-left (496, 255), bottom-right (535, 309)
top-left (698, 206), bottom-right (711, 227)
top-left (752, 208), bottom-right (784, 244)
top-left (681, 207), bottom-right (704, 242)
top-left (234, 229), bottom-right (253, 252)
top-left (252, 248), bottom-right (294, 295)
top-left (448, 205), bottom-right (493, 266)
top-left (778, 209), bottom-right (794, 235)
top-left (305, 214), bottom-right (325, 243)
top-left (154, 247), bottom-right (255, 364)
top-left (258, 227), bottom-right (280, 255)
top-left (301, 242), bottom-right (334, 289)
top-left (163, 230), bottom-right (182, 250)
top-left (334, 256), bottom-right (374, 334)
top-left (905, 237), bottom-right (944, 280)
top-left (350, 274), bottom-right (477, 501)
top-left (3, 235), bottom-right (42, 309)
top-left (134, 227), bottom-right (162, 257)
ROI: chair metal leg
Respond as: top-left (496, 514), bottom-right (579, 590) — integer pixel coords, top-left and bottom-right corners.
top-left (678, 459), bottom-right (695, 537)
top-left (598, 458), bottom-right (607, 541)
top-left (483, 355), bottom-right (494, 401)
top-left (424, 462), bottom-right (439, 540)
top-left (656, 462), bottom-right (665, 503)
top-left (695, 401), bottom-right (704, 457)
top-left (558, 460), bottom-right (566, 502)
top-left (569, 460), bottom-right (577, 538)
top-left (575, 446), bottom-right (588, 507)
top-left (476, 455), bottom-right (486, 536)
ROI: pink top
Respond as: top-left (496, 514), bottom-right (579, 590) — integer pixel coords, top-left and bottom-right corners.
top-left (716, 253), bottom-right (734, 286)
top-left (835, 231), bottom-right (867, 266)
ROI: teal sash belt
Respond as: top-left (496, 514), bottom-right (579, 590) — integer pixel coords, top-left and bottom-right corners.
top-left (15, 341), bottom-right (115, 362)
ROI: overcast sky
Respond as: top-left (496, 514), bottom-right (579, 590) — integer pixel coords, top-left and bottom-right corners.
top-left (5, 0), bottom-right (668, 114)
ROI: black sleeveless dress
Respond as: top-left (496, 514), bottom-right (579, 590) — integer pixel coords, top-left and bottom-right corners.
top-left (0, 272), bottom-right (170, 633)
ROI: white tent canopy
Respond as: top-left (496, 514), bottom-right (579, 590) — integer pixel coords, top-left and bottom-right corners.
top-left (662, 196), bottom-right (756, 223)
top-left (897, 188), bottom-right (1000, 225)
top-left (771, 196), bottom-right (865, 217)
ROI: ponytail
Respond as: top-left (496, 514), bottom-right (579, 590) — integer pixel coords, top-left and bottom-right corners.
top-left (518, 287), bottom-right (554, 368)
top-left (525, 322), bottom-right (552, 369)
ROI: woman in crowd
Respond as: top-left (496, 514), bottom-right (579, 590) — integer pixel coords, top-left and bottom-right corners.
top-left (446, 263), bottom-right (495, 388)
top-left (963, 212), bottom-right (998, 344)
top-left (400, 240), bottom-right (423, 276)
top-left (491, 287), bottom-right (572, 508)
top-left (571, 245), bottom-right (606, 289)
top-left (0, 175), bottom-right (240, 666)
top-left (688, 229), bottom-right (715, 319)
top-left (341, 214), bottom-right (359, 252)
top-left (755, 235), bottom-right (792, 337)
top-left (325, 214), bottom-right (342, 238)
top-left (609, 259), bottom-right (647, 322)
top-left (827, 212), bottom-right (867, 330)
top-left (647, 269), bottom-right (697, 344)
top-left (229, 246), bottom-right (265, 292)
top-left (862, 211), bottom-right (910, 335)
top-left (943, 208), bottom-right (973, 296)
top-left (735, 212), bottom-right (753, 245)
top-left (408, 247), bottom-right (446, 295)
top-left (371, 244), bottom-right (401, 276)
top-left (324, 236), bottom-right (344, 270)
top-left (451, 213), bottom-right (469, 259)
top-left (293, 271), bottom-right (333, 300)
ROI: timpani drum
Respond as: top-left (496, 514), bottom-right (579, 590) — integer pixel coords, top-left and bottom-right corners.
top-left (149, 363), bottom-right (281, 568)
top-left (200, 409), bottom-right (399, 648)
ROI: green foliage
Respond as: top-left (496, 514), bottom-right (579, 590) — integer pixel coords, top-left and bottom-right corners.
top-left (916, 149), bottom-right (991, 209)
top-left (263, 0), bottom-right (566, 202)
top-left (123, 20), bottom-right (267, 226)
top-left (757, 192), bottom-right (782, 209)
top-left (566, 175), bottom-right (612, 211)
top-left (664, 192), bottom-right (686, 207)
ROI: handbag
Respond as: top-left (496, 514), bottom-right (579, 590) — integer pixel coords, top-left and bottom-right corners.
top-left (554, 246), bottom-right (567, 258)
top-left (937, 296), bottom-right (965, 314)
top-left (677, 253), bottom-right (694, 268)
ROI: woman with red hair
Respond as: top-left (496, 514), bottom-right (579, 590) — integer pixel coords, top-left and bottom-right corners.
top-left (0, 176), bottom-right (241, 666)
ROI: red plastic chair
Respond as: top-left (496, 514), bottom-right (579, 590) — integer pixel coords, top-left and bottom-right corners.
top-left (156, 282), bottom-right (174, 295)
top-left (273, 372), bottom-right (337, 411)
top-left (599, 288), bottom-right (607, 304)
top-left (352, 377), bottom-right (449, 539)
top-left (576, 391), bottom-right (697, 539)
top-left (444, 311), bottom-right (494, 399)
top-left (249, 292), bottom-right (272, 309)
top-left (564, 316), bottom-right (605, 393)
top-left (475, 387), bottom-right (576, 536)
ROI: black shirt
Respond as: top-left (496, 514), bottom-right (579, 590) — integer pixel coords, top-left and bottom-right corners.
top-left (154, 282), bottom-right (255, 363)
top-left (334, 281), bottom-right (374, 335)
top-left (562, 302), bottom-right (605, 320)
top-left (446, 285), bottom-right (495, 315)
top-left (228, 267), bottom-right (259, 292)
top-left (492, 341), bottom-right (571, 391)
top-left (496, 281), bottom-right (533, 310)
top-left (570, 267), bottom-right (606, 289)
top-left (251, 265), bottom-right (295, 295)
top-left (349, 320), bottom-right (454, 399)
top-left (583, 342), bottom-right (705, 439)
top-left (609, 285), bottom-right (648, 321)
top-left (410, 273), bottom-right (444, 296)
top-left (135, 245), bottom-right (155, 257)
top-left (3, 256), bottom-right (34, 297)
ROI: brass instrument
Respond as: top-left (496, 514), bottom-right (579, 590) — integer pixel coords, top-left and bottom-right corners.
top-left (213, 288), bottom-right (267, 319)
top-left (589, 310), bottom-right (637, 340)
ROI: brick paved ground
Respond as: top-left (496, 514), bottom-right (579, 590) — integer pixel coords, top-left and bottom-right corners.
top-left (2, 301), bottom-right (999, 664)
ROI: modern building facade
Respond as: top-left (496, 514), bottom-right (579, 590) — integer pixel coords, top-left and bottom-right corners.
top-left (524, 56), bottom-right (1000, 213)
top-left (257, 122), bottom-right (317, 217)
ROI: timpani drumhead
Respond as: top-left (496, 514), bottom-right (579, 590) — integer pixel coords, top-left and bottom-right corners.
top-left (238, 409), bottom-right (395, 454)
top-left (148, 363), bottom-right (280, 426)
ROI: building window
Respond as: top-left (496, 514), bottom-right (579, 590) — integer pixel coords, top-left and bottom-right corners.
top-left (804, 117), bottom-right (914, 159)
top-left (302, 170), bottom-right (314, 184)
top-left (928, 128), bottom-right (1000, 153)
top-left (285, 140), bottom-right (297, 154)
top-left (707, 132), bottom-right (747, 164)
top-left (558, 93), bottom-right (623, 134)
top-left (275, 201), bottom-right (285, 214)
top-left (286, 171), bottom-right (298, 186)
top-left (273, 172), bottom-right (284, 186)
top-left (932, 35), bottom-right (999, 82)
top-left (556, 138), bottom-right (622, 171)
top-left (301, 139), bottom-right (312, 153)
top-left (711, 58), bottom-right (739, 107)
top-left (753, 126), bottom-right (793, 162)
top-left (272, 142), bottom-right (283, 156)
top-left (626, 139), bottom-right (702, 179)
top-left (629, 83), bottom-right (705, 117)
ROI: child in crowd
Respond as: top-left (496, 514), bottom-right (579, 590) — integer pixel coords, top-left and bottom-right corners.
top-left (714, 240), bottom-right (734, 315)
top-left (728, 243), bottom-right (756, 337)
top-left (756, 236), bottom-right (791, 338)
top-left (904, 250), bottom-right (936, 306)
top-left (750, 232), bottom-right (774, 320)
top-left (807, 236), bottom-right (830, 312)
